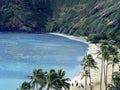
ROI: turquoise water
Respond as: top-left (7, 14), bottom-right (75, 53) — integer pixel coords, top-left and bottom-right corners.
top-left (0, 33), bottom-right (88, 90)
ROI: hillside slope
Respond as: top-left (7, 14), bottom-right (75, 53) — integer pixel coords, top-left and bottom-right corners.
top-left (0, 0), bottom-right (120, 43)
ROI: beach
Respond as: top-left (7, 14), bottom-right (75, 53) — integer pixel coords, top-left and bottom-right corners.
top-left (50, 33), bottom-right (119, 90)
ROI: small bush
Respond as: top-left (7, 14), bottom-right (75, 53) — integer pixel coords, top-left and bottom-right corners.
top-left (87, 34), bottom-right (101, 43)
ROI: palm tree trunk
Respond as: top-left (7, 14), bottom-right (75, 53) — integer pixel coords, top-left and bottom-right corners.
top-left (104, 60), bottom-right (106, 84)
top-left (100, 60), bottom-right (104, 90)
top-left (111, 64), bottom-right (114, 83)
top-left (85, 76), bottom-right (87, 90)
top-left (105, 61), bottom-right (108, 90)
top-left (89, 68), bottom-right (92, 90)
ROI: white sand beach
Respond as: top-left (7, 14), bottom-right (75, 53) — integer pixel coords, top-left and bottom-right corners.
top-left (50, 33), bottom-right (119, 90)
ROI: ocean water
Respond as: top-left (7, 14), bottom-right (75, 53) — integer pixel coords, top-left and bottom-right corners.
top-left (0, 33), bottom-right (88, 90)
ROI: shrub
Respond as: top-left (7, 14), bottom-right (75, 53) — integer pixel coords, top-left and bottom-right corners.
top-left (87, 34), bottom-right (101, 43)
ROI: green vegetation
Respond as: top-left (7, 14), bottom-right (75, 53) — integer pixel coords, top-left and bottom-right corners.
top-left (0, 1), bottom-right (120, 89)
top-left (16, 40), bottom-right (120, 90)
top-left (17, 69), bottom-right (70, 90)
top-left (108, 71), bottom-right (120, 90)
top-left (97, 41), bottom-right (120, 90)
top-left (81, 54), bottom-right (98, 90)
top-left (87, 34), bottom-right (101, 43)
top-left (0, 0), bottom-right (120, 44)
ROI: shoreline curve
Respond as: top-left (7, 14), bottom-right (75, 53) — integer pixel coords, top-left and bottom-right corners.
top-left (49, 33), bottom-right (101, 90)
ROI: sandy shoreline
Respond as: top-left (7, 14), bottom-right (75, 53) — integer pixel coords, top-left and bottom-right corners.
top-left (50, 33), bottom-right (119, 90)
top-left (50, 33), bottom-right (88, 45)
top-left (50, 33), bottom-right (101, 90)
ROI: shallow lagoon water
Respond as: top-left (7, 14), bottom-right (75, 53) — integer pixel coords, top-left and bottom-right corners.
top-left (0, 33), bottom-right (88, 90)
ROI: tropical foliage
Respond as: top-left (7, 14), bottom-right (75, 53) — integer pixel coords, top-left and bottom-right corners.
top-left (28, 69), bottom-right (47, 90)
top-left (108, 71), bottom-right (120, 90)
top-left (81, 54), bottom-right (98, 90)
top-left (1, 1), bottom-right (120, 90)
top-left (17, 69), bottom-right (70, 90)
top-left (97, 40), bottom-right (120, 90)
top-left (17, 81), bottom-right (31, 90)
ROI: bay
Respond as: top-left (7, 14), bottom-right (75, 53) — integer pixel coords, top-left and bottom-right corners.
top-left (0, 33), bottom-right (88, 90)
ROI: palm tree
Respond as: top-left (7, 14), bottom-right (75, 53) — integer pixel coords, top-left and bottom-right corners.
top-left (28, 69), bottom-right (47, 90)
top-left (98, 43), bottom-right (110, 90)
top-left (97, 45), bottom-right (105, 90)
top-left (17, 69), bottom-right (69, 90)
top-left (101, 44), bottom-right (111, 90)
top-left (111, 56), bottom-right (119, 82)
top-left (108, 45), bottom-right (119, 83)
top-left (103, 49), bottom-right (110, 90)
top-left (81, 69), bottom-right (90, 90)
top-left (81, 55), bottom-right (89, 90)
top-left (87, 54), bottom-right (98, 90)
top-left (46, 69), bottom-right (58, 90)
top-left (101, 45), bottom-right (109, 82)
top-left (28, 69), bottom-right (38, 90)
top-left (56, 69), bottom-right (70, 90)
top-left (100, 56), bottom-right (104, 90)
top-left (108, 71), bottom-right (120, 90)
top-left (46, 69), bottom-right (70, 90)
top-left (37, 69), bottom-right (47, 90)
top-left (17, 81), bottom-right (31, 90)
top-left (81, 54), bottom-right (97, 90)
top-left (99, 41), bottom-right (118, 90)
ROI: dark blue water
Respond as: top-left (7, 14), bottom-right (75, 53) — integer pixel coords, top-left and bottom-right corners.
top-left (0, 33), bottom-right (88, 90)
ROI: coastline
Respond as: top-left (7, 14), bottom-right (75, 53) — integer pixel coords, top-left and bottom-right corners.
top-left (50, 33), bottom-right (88, 45)
top-left (50, 33), bottom-right (101, 90)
